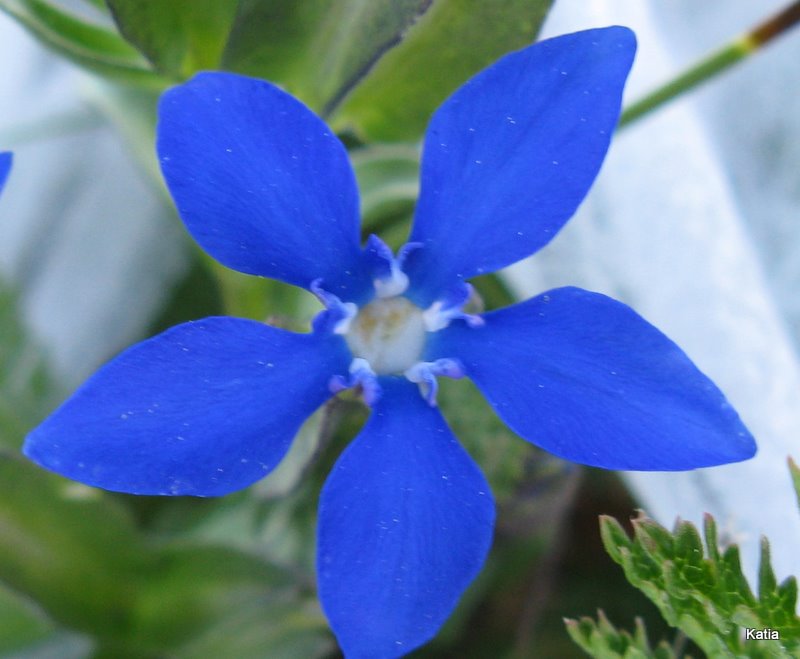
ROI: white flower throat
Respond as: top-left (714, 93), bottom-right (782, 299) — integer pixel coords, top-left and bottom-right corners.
top-left (344, 297), bottom-right (426, 375)
top-left (315, 238), bottom-right (483, 405)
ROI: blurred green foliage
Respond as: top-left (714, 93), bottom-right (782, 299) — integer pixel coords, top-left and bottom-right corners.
top-left (106, 0), bottom-right (239, 77)
top-left (332, 0), bottom-right (554, 141)
top-left (0, 284), bottom-right (61, 446)
top-left (222, 0), bottom-right (431, 115)
top-left (0, 0), bottom-right (159, 84)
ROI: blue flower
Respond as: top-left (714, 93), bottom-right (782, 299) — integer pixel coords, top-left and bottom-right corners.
top-left (0, 152), bottom-right (11, 194)
top-left (24, 27), bottom-right (755, 658)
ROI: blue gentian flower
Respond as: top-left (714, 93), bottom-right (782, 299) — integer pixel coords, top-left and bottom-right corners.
top-left (0, 152), bottom-right (11, 193)
top-left (24, 27), bottom-right (755, 658)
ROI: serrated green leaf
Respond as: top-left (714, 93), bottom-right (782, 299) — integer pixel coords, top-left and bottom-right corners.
top-left (222, 0), bottom-right (431, 113)
top-left (0, 0), bottom-right (160, 85)
top-left (702, 513), bottom-right (721, 563)
top-left (106, 0), bottom-right (239, 77)
top-left (600, 516), bottom-right (633, 565)
top-left (632, 517), bottom-right (676, 562)
top-left (332, 0), bottom-right (554, 141)
top-left (565, 611), bottom-right (677, 659)
top-left (0, 453), bottom-right (148, 637)
top-left (759, 537), bottom-right (779, 599)
top-left (598, 512), bottom-right (800, 657)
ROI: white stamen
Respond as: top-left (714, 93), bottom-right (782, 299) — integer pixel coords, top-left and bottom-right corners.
top-left (374, 263), bottom-right (409, 299)
top-left (423, 301), bottom-right (449, 332)
top-left (332, 302), bottom-right (358, 334)
top-left (404, 358), bottom-right (466, 406)
top-left (349, 357), bottom-right (374, 375)
top-left (423, 297), bottom-right (485, 332)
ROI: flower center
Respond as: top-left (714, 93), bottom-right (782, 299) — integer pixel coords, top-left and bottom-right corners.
top-left (344, 297), bottom-right (426, 375)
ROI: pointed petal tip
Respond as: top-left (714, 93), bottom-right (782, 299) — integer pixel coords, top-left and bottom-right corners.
top-left (601, 24), bottom-right (638, 48)
top-left (406, 28), bottom-right (638, 300)
top-left (22, 318), bottom-right (348, 497)
top-left (435, 287), bottom-right (759, 473)
top-left (318, 379), bottom-right (494, 657)
top-left (565, 25), bottom-right (637, 58)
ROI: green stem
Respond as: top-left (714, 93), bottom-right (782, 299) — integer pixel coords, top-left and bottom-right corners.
top-left (619, 38), bottom-right (750, 128)
top-left (619, 1), bottom-right (800, 129)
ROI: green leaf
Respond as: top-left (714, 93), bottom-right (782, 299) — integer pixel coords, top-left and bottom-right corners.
top-left (437, 377), bottom-right (543, 503)
top-left (598, 513), bottom-right (800, 657)
top-left (130, 545), bottom-right (312, 649)
top-left (2, 630), bottom-right (92, 659)
top-left (333, 0), bottom-right (554, 141)
top-left (789, 457), bottom-right (800, 510)
top-left (156, 405), bottom-right (335, 571)
top-left (565, 611), bottom-right (677, 659)
top-left (82, 77), bottom-right (164, 186)
top-left (0, 582), bottom-right (92, 657)
top-left (0, 282), bottom-right (62, 449)
top-left (0, 453), bottom-right (148, 637)
top-left (105, 0), bottom-right (239, 77)
top-left (0, 0), bottom-right (160, 85)
top-left (209, 258), bottom-right (321, 326)
top-left (350, 142), bottom-right (420, 242)
top-left (222, 0), bottom-right (432, 112)
top-left (171, 596), bottom-right (333, 659)
top-left (0, 450), bottom-right (328, 654)
top-left (0, 583), bottom-right (58, 654)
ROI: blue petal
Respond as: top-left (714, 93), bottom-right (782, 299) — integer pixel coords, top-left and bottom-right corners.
top-left (405, 27), bottom-right (636, 303)
top-left (0, 152), bottom-right (11, 193)
top-left (24, 317), bottom-right (350, 496)
top-left (317, 378), bottom-right (495, 658)
top-left (433, 287), bottom-right (756, 470)
top-left (157, 72), bottom-right (369, 300)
